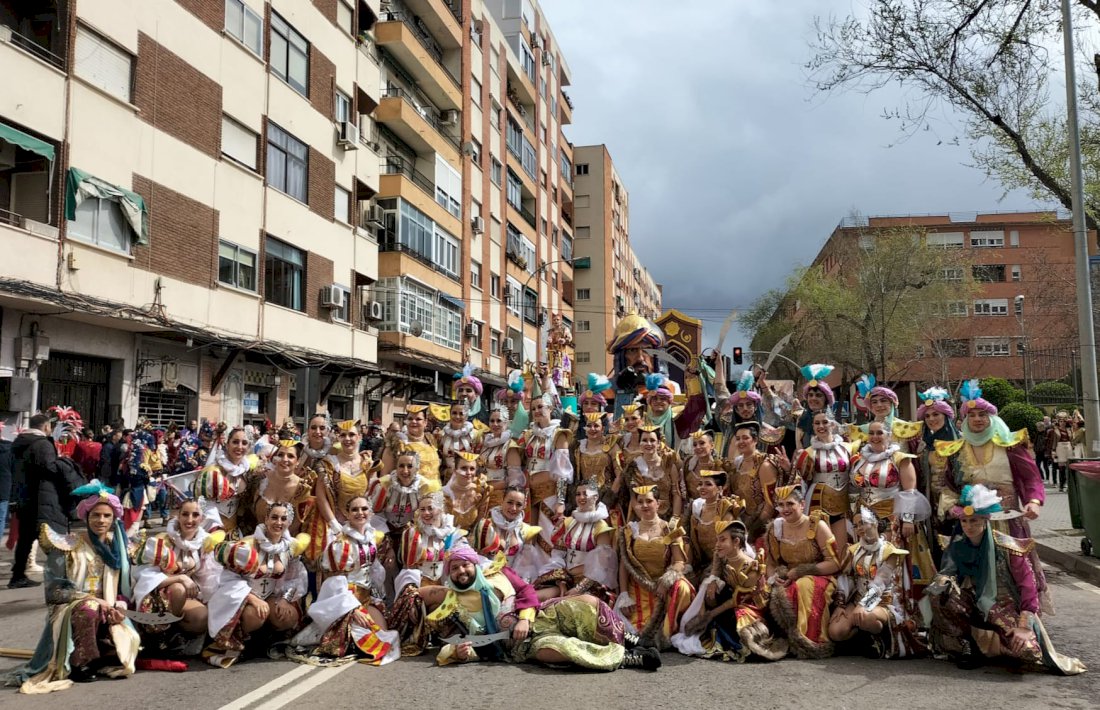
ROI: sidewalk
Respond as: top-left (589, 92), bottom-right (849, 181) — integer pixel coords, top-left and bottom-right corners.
top-left (1031, 480), bottom-right (1100, 586)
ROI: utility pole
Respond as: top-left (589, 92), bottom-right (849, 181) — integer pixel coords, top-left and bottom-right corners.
top-left (1062, 0), bottom-right (1100, 452)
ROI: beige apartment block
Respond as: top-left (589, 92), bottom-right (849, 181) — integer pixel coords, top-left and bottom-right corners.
top-left (570, 144), bottom-right (662, 377)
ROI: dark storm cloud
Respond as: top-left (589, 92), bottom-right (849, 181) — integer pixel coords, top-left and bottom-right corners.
top-left (548, 0), bottom-right (1048, 346)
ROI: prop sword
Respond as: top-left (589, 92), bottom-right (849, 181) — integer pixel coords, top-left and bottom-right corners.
top-left (441, 631), bottom-right (512, 647)
top-left (761, 332), bottom-right (792, 373)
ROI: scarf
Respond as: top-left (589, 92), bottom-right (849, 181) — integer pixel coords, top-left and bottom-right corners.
top-left (961, 415), bottom-right (1013, 447)
top-left (858, 443), bottom-right (899, 464)
top-left (447, 564), bottom-right (502, 657)
top-left (481, 431), bottom-right (511, 450)
top-left (254, 524), bottom-right (292, 556)
top-left (946, 524), bottom-right (997, 619)
top-left (922, 418), bottom-right (959, 449)
top-left (571, 503), bottom-right (609, 524)
top-left (304, 437), bottom-right (333, 459)
top-left (217, 452), bottom-right (252, 480)
top-left (166, 518), bottom-right (207, 553)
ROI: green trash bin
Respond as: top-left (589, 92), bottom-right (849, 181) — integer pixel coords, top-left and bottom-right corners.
top-left (1069, 459), bottom-right (1100, 558)
top-left (1067, 462), bottom-right (1084, 530)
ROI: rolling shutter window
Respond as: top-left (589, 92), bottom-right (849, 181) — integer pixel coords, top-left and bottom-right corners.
top-left (74, 27), bottom-right (133, 102)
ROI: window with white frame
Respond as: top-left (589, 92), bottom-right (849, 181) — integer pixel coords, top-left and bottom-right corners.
top-left (506, 276), bottom-right (522, 316)
top-left (470, 139), bottom-right (482, 164)
top-left (970, 230), bottom-right (1005, 248)
top-left (576, 320), bottom-right (590, 332)
top-left (436, 298), bottom-right (462, 350)
top-left (490, 273), bottom-right (501, 300)
top-left (519, 39), bottom-right (536, 81)
top-left (926, 231), bottom-right (964, 248)
top-left (271, 12), bottom-right (309, 96)
top-left (435, 155), bottom-right (462, 218)
top-left (334, 185), bottom-right (350, 223)
top-left (337, 0), bottom-right (354, 35)
top-left (471, 260), bottom-right (482, 290)
top-left (75, 26), bottom-right (133, 102)
top-left (266, 123), bottom-right (308, 202)
top-left (264, 237), bottom-right (305, 310)
top-left (335, 91), bottom-right (352, 123)
top-left (561, 232), bottom-right (573, 261)
top-left (575, 351), bottom-right (590, 363)
top-left (1011, 265), bottom-right (1022, 281)
top-left (225, 0), bottom-right (263, 55)
top-left (490, 157), bottom-right (502, 186)
top-left (490, 330), bottom-right (501, 356)
top-left (218, 240), bottom-right (257, 291)
top-left (221, 115), bottom-right (258, 169)
top-left (974, 298), bottom-right (1009, 316)
top-left (434, 227), bottom-right (460, 279)
top-left (1009, 230), bottom-right (1020, 246)
top-left (69, 197), bottom-right (131, 252)
top-left (576, 287), bottom-right (591, 300)
top-left (938, 267), bottom-right (963, 282)
top-left (471, 77), bottom-right (482, 106)
top-left (376, 277), bottom-right (463, 350)
top-left (975, 338), bottom-right (1011, 357)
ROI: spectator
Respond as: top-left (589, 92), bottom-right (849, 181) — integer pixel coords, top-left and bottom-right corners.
top-left (362, 423), bottom-right (384, 461)
top-left (98, 428), bottom-right (123, 484)
top-left (9, 413), bottom-right (86, 588)
top-left (1034, 420), bottom-right (1051, 482)
top-left (72, 427), bottom-right (102, 480)
top-left (0, 433), bottom-right (12, 545)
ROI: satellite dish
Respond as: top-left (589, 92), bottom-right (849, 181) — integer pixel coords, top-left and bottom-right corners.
top-left (410, 320), bottom-right (424, 337)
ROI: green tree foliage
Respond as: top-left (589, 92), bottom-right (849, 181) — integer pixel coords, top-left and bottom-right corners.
top-left (1000, 401), bottom-right (1045, 440)
top-left (808, 1), bottom-right (1100, 229)
top-left (979, 377), bottom-right (1025, 410)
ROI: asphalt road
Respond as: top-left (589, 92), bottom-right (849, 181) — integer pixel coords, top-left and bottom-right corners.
top-left (1, 563), bottom-right (1099, 710)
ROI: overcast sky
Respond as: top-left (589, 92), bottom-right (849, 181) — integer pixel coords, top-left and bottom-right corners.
top-left (547, 0), bottom-right (1052, 350)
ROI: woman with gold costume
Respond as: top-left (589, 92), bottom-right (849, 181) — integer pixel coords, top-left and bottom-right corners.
top-left (681, 430), bottom-right (736, 501)
top-left (244, 440), bottom-right (314, 537)
top-left (729, 422), bottom-right (782, 541)
top-left (307, 420), bottom-right (379, 562)
top-left (534, 479), bottom-right (618, 602)
top-left (849, 375), bottom-right (923, 454)
top-left (794, 409), bottom-right (854, 547)
top-left (442, 451), bottom-right (493, 530)
top-left (381, 404), bottom-right (441, 485)
top-left (479, 406), bottom-right (522, 510)
top-left (616, 402), bottom-right (645, 460)
top-left (621, 426), bottom-right (683, 524)
top-left (574, 412), bottom-right (623, 524)
top-left (683, 469), bottom-right (744, 583)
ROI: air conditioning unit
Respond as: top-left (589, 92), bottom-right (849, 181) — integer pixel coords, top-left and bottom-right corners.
top-left (503, 337), bottom-right (515, 352)
top-left (367, 300), bottom-right (383, 321)
top-left (464, 322), bottom-right (480, 339)
top-left (541, 54), bottom-right (551, 67)
top-left (530, 37), bottom-right (541, 50)
top-left (337, 121), bottom-right (359, 149)
top-left (471, 215), bottom-right (485, 234)
top-left (362, 203), bottom-right (385, 226)
top-left (321, 285), bottom-right (346, 309)
top-left (440, 109), bottom-right (459, 126)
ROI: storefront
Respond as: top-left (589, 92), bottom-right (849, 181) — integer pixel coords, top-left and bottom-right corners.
top-left (136, 338), bottom-right (199, 429)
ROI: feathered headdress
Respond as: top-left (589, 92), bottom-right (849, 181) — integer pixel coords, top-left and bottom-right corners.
top-left (916, 386), bottom-right (955, 420)
top-left (579, 372), bottom-right (611, 406)
top-left (452, 363), bottom-right (484, 398)
top-left (73, 479), bottom-right (124, 520)
top-left (496, 370), bottom-right (526, 403)
top-left (800, 363), bottom-right (835, 405)
top-left (959, 378), bottom-right (996, 415)
top-left (732, 369), bottom-right (761, 405)
top-left (644, 373), bottom-right (672, 400)
top-left (953, 483), bottom-right (1004, 518)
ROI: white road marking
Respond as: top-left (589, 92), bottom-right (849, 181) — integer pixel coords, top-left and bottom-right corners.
top-left (216, 664), bottom-right (316, 710)
top-left (1068, 580), bottom-right (1100, 596)
top-left (251, 661), bottom-right (358, 710)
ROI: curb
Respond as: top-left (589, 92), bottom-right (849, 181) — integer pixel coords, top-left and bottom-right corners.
top-left (1035, 540), bottom-right (1100, 587)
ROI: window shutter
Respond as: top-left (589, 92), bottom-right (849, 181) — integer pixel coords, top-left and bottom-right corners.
top-left (222, 116), bottom-right (258, 168)
top-left (75, 27), bottom-right (132, 102)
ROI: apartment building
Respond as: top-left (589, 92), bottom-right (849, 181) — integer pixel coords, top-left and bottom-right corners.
top-left (570, 144), bottom-right (662, 376)
top-left (0, 0), bottom-right (388, 429)
top-left (758, 210), bottom-right (1093, 415)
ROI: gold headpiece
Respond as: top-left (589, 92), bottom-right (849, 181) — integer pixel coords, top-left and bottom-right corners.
top-left (455, 451), bottom-right (481, 463)
top-left (277, 439), bottom-right (302, 450)
top-left (774, 483), bottom-right (803, 501)
top-left (638, 424), bottom-right (661, 434)
top-left (583, 412), bottom-right (605, 424)
top-left (699, 469), bottom-right (725, 478)
top-left (632, 484), bottom-right (657, 497)
top-left (621, 403), bottom-right (641, 416)
top-left (336, 420), bottom-right (359, 432)
top-left (690, 430), bottom-right (711, 441)
top-left (714, 519), bottom-right (747, 538)
top-left (405, 404), bottom-right (428, 415)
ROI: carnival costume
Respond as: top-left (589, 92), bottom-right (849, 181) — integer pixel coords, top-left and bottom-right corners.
top-left (713, 370), bottom-right (785, 456)
top-left (796, 364), bottom-right (836, 448)
top-left (442, 452), bottom-right (493, 529)
top-left (517, 403), bottom-right (574, 536)
top-left (535, 491), bottom-right (618, 601)
top-left (685, 486), bottom-right (745, 577)
top-left (10, 483), bottom-right (141, 693)
top-left (915, 386), bottom-right (959, 526)
top-left (796, 432), bottom-right (854, 524)
top-left (478, 412), bottom-right (520, 510)
top-left (388, 405), bottom-right (442, 484)
top-left (731, 447), bottom-right (778, 539)
top-left (928, 485), bottom-right (1085, 674)
top-left (681, 431), bottom-right (736, 501)
top-left (574, 416), bottom-right (623, 521)
top-left (621, 437), bottom-right (682, 523)
top-left (131, 519), bottom-right (224, 635)
top-left (474, 506), bottom-right (551, 582)
top-left (396, 497), bottom-right (464, 591)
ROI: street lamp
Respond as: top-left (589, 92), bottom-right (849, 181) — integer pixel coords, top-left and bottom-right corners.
top-left (1014, 294), bottom-right (1029, 400)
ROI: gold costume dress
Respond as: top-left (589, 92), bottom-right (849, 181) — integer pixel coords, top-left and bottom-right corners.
top-left (796, 437), bottom-right (853, 523)
top-left (517, 421), bottom-right (573, 533)
top-left (443, 476), bottom-right (492, 530)
top-left (622, 450), bottom-right (682, 522)
top-left (765, 517), bottom-right (840, 658)
top-left (730, 451), bottom-right (776, 536)
top-left (574, 436), bottom-right (623, 521)
top-left (686, 496), bottom-right (744, 576)
top-left (618, 522), bottom-right (695, 647)
top-left (478, 431), bottom-right (515, 510)
top-left (682, 455), bottom-right (736, 501)
top-left (390, 434), bottom-right (442, 485)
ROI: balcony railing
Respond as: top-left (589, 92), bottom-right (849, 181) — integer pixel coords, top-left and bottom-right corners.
top-left (561, 89), bottom-right (574, 110)
top-left (1, 25), bottom-right (65, 69)
top-left (378, 227), bottom-right (461, 283)
top-left (381, 11), bottom-right (460, 87)
top-left (381, 86), bottom-right (461, 149)
top-left (380, 156), bottom-right (435, 198)
top-left (512, 201), bottom-right (536, 229)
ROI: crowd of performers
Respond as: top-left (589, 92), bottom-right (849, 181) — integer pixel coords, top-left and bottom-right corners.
top-left (6, 350), bottom-right (1088, 693)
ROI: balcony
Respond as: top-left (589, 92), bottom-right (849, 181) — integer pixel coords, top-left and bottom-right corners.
top-left (559, 89), bottom-right (573, 126)
top-left (378, 160), bottom-right (461, 235)
top-left (375, 17), bottom-right (462, 110)
top-left (395, 0), bottom-right (463, 48)
top-left (0, 29), bottom-right (66, 141)
top-left (375, 89), bottom-right (460, 160)
top-left (380, 156), bottom-right (435, 199)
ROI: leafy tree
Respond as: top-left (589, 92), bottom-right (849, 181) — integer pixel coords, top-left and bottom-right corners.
top-left (808, 0), bottom-right (1100, 231)
top-left (1000, 401), bottom-right (1045, 440)
top-left (979, 377), bottom-right (1025, 410)
top-left (1028, 380), bottom-right (1078, 408)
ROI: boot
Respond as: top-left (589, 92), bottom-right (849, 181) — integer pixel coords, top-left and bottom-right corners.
top-left (621, 631), bottom-right (640, 649)
top-left (27, 540), bottom-right (43, 574)
top-left (619, 646), bottom-right (661, 671)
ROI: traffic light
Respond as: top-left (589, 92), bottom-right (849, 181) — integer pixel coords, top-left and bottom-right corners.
top-left (733, 347), bottom-right (743, 365)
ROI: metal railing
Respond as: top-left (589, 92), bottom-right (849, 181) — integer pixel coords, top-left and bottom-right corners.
top-left (380, 156), bottom-right (435, 198)
top-left (381, 11), bottom-right (460, 87)
top-left (378, 227), bottom-right (461, 283)
top-left (380, 86), bottom-right (461, 149)
top-left (1, 26), bottom-right (65, 69)
top-left (0, 207), bottom-right (26, 229)
top-left (561, 89), bottom-right (574, 110)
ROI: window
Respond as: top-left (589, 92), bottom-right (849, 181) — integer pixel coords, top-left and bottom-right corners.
top-left (541, 170), bottom-right (548, 190)
top-left (490, 157), bottom-right (503, 186)
top-left (471, 260), bottom-right (482, 290)
top-left (506, 169), bottom-right (523, 209)
top-left (436, 298), bottom-right (462, 350)
top-left (972, 264), bottom-right (1006, 282)
top-left (576, 288), bottom-right (591, 300)
top-left (266, 123), bottom-right (308, 201)
top-left (470, 139), bottom-right (482, 164)
top-left (926, 231), bottom-right (964, 248)
top-left (576, 320), bottom-right (590, 332)
top-left (506, 276), bottom-right (522, 316)
top-left (540, 217), bottom-right (548, 235)
top-left (915, 345), bottom-right (926, 358)
top-left (271, 12), bottom-right (309, 96)
top-left (575, 163), bottom-right (589, 176)
top-left (931, 301), bottom-right (967, 317)
top-left (335, 91), bottom-right (352, 123)
top-left (970, 230), bottom-right (1005, 248)
top-left (264, 237), bottom-right (304, 310)
top-left (976, 338), bottom-right (1011, 357)
top-left (490, 330), bottom-right (501, 356)
top-left (434, 228), bottom-right (460, 278)
top-left (937, 267), bottom-right (963, 282)
top-left (225, 0), bottom-right (263, 56)
top-left (519, 40), bottom-right (536, 81)
top-left (490, 101), bottom-right (502, 129)
top-left (435, 156), bottom-right (462, 218)
top-left (933, 338), bottom-right (970, 357)
top-left (1009, 230), bottom-right (1020, 246)
top-left (506, 116), bottom-right (523, 159)
top-left (522, 288), bottom-right (537, 323)
top-left (331, 285), bottom-right (351, 322)
top-left (1014, 297), bottom-right (1024, 316)
top-left (576, 226), bottom-right (590, 239)
top-left (222, 115), bottom-right (258, 169)
top-left (335, 185), bottom-right (350, 223)
top-left (472, 77), bottom-right (482, 106)
top-left (337, 0), bottom-right (354, 35)
top-left (1011, 265), bottom-right (1022, 281)
top-left (218, 240), bottom-right (257, 291)
top-left (521, 137), bottom-right (537, 178)
top-left (575, 195), bottom-right (590, 208)
top-left (562, 233), bottom-right (573, 261)
top-left (974, 298), bottom-right (1009, 316)
top-left (69, 198), bottom-right (131, 252)
top-left (490, 273), bottom-right (501, 299)
top-left (575, 351), bottom-right (590, 363)
top-left (561, 154), bottom-right (573, 184)
top-left (75, 26), bottom-right (133, 102)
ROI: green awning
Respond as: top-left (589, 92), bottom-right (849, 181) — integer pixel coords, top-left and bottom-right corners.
top-left (0, 121), bottom-right (54, 162)
top-left (64, 167), bottom-right (148, 245)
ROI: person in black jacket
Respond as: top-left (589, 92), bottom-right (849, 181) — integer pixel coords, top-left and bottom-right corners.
top-left (9, 413), bottom-right (86, 588)
top-left (0, 435), bottom-right (12, 545)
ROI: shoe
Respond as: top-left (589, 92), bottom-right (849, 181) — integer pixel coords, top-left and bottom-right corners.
top-left (621, 631), bottom-right (640, 650)
top-left (69, 665), bottom-right (98, 683)
top-left (8, 577), bottom-right (42, 589)
top-left (619, 647), bottom-right (661, 671)
top-left (26, 564), bottom-right (44, 574)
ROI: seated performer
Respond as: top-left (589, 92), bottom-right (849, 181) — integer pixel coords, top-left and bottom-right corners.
top-left (673, 520), bottom-right (787, 663)
top-left (12, 481), bottom-right (141, 690)
top-left (204, 503), bottom-right (310, 667)
top-left (132, 498), bottom-right (224, 649)
top-left (290, 495), bottom-right (400, 666)
top-left (829, 506), bottom-right (923, 659)
top-left (616, 485), bottom-right (696, 648)
top-left (426, 546), bottom-right (660, 671)
top-left (534, 478), bottom-right (618, 602)
top-left (927, 484), bottom-right (1085, 674)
